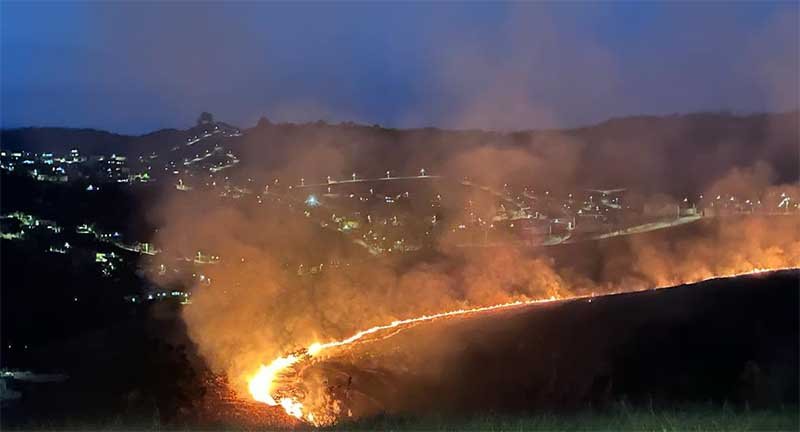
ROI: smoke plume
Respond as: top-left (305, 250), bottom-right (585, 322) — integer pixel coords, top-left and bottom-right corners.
top-left (146, 144), bottom-right (799, 404)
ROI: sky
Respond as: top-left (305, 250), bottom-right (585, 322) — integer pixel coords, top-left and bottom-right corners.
top-left (1, 1), bottom-right (798, 134)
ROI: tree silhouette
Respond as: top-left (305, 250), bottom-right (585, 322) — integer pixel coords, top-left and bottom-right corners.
top-left (197, 112), bottom-right (214, 125)
top-left (256, 116), bottom-right (272, 128)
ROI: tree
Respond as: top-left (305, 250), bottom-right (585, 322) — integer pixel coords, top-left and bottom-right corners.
top-left (197, 112), bottom-right (214, 125)
top-left (256, 116), bottom-right (272, 128)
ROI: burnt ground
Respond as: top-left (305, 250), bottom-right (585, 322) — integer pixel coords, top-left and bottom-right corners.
top-left (305, 270), bottom-right (800, 422)
top-left (1, 270), bottom-right (798, 429)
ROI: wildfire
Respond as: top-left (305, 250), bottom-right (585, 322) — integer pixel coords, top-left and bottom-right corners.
top-left (247, 266), bottom-right (795, 425)
top-left (248, 354), bottom-right (301, 406)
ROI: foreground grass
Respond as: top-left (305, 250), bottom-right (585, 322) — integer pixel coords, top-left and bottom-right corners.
top-left (324, 405), bottom-right (800, 432)
top-left (6, 405), bottom-right (798, 431)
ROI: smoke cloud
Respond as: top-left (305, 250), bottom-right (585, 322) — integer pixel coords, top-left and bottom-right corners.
top-left (136, 3), bottom-right (799, 420)
top-left (145, 150), bottom-right (799, 408)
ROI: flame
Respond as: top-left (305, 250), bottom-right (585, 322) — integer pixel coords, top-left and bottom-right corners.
top-left (248, 354), bottom-right (301, 406)
top-left (248, 266), bottom-right (795, 425)
top-left (279, 396), bottom-right (305, 419)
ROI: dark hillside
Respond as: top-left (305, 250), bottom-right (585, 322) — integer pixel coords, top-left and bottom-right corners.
top-left (3, 111), bottom-right (797, 195)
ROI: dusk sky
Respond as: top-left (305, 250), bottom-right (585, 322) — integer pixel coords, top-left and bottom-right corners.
top-left (2, 1), bottom-right (798, 134)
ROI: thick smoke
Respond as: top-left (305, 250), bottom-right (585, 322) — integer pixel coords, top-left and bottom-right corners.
top-left (139, 3), bottom-right (799, 415)
top-left (146, 129), bottom-right (799, 403)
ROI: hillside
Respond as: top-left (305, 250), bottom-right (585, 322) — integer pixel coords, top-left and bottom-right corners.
top-left (308, 270), bottom-right (799, 420)
top-left (1, 111), bottom-right (797, 195)
top-left (2, 270), bottom-right (796, 428)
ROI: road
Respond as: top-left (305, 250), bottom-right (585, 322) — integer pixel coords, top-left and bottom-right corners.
top-left (294, 175), bottom-right (442, 188)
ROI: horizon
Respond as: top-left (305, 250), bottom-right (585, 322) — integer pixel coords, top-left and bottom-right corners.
top-left (2, 2), bottom-right (798, 134)
top-left (3, 108), bottom-right (798, 138)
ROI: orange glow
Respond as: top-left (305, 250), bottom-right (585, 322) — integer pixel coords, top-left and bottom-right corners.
top-left (248, 266), bottom-right (795, 425)
top-left (248, 354), bottom-right (301, 405)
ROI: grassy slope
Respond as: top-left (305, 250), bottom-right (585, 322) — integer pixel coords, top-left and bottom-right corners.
top-left (328, 405), bottom-right (799, 432)
top-left (22, 406), bottom-right (797, 431)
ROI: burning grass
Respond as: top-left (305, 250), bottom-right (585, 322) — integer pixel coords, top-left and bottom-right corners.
top-left (247, 267), bottom-right (799, 425)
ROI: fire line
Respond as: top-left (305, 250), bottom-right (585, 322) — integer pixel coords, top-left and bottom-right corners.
top-left (248, 266), bottom-right (796, 425)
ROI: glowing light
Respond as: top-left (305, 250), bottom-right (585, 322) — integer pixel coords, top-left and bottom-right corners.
top-left (305, 195), bottom-right (320, 207)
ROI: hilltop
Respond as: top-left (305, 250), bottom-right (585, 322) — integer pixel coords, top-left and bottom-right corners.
top-left (1, 111), bottom-right (797, 195)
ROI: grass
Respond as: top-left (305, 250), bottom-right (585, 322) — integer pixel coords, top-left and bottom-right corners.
top-left (324, 405), bottom-right (800, 431)
top-left (5, 404), bottom-right (798, 431)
